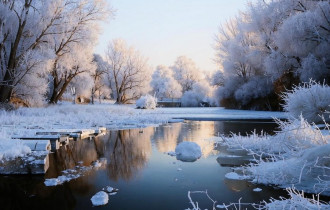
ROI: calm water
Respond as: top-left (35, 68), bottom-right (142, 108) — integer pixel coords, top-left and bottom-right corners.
top-left (0, 121), bottom-right (289, 210)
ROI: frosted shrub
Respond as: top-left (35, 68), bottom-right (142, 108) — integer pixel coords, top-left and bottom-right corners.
top-left (282, 81), bottom-right (330, 123)
top-left (264, 187), bottom-right (330, 209)
top-left (221, 116), bottom-right (330, 195)
top-left (223, 117), bottom-right (328, 157)
top-left (136, 94), bottom-right (157, 109)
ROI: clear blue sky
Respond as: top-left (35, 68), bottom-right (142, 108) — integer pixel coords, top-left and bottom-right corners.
top-left (95, 0), bottom-right (250, 72)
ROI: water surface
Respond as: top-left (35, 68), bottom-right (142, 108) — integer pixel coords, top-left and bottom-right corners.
top-left (0, 121), bottom-right (288, 210)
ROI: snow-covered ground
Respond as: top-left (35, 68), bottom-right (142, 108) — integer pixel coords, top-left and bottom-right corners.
top-left (0, 103), bottom-right (286, 160)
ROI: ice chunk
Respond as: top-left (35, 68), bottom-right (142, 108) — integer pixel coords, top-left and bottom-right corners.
top-left (175, 141), bottom-right (202, 162)
top-left (103, 186), bottom-right (114, 193)
top-left (91, 191), bottom-right (109, 206)
top-left (44, 179), bottom-right (60, 186)
top-left (167, 151), bottom-right (176, 156)
top-left (253, 188), bottom-right (262, 192)
top-left (225, 172), bottom-right (248, 180)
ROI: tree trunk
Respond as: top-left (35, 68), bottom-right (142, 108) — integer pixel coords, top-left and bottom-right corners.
top-left (0, 70), bottom-right (14, 102)
top-left (49, 79), bottom-right (72, 104)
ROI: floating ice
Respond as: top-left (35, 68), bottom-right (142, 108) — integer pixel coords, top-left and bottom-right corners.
top-left (225, 172), bottom-right (248, 180)
top-left (253, 188), bottom-right (262, 192)
top-left (167, 151), bottom-right (176, 156)
top-left (44, 174), bottom-right (80, 186)
top-left (91, 191), bottom-right (109, 206)
top-left (175, 141), bottom-right (202, 162)
top-left (104, 186), bottom-right (114, 193)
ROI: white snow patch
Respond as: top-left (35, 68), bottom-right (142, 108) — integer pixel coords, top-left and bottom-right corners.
top-left (44, 174), bottom-right (80, 186)
top-left (253, 188), bottom-right (262, 192)
top-left (0, 131), bottom-right (31, 160)
top-left (91, 191), bottom-right (109, 206)
top-left (175, 141), bottom-right (202, 162)
top-left (103, 186), bottom-right (114, 193)
top-left (45, 159), bottom-right (106, 187)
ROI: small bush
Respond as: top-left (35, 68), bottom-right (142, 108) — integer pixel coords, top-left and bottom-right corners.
top-left (282, 81), bottom-right (330, 123)
top-left (136, 94), bottom-right (157, 109)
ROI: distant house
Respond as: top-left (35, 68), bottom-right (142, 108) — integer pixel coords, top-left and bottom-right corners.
top-left (157, 97), bottom-right (181, 107)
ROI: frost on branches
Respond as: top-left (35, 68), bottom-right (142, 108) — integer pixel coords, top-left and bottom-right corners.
top-left (214, 0), bottom-right (330, 110)
top-left (105, 39), bottom-right (151, 104)
top-left (0, 0), bottom-right (112, 106)
top-left (220, 116), bottom-right (330, 196)
top-left (282, 81), bottom-right (330, 123)
top-left (151, 65), bottom-right (182, 99)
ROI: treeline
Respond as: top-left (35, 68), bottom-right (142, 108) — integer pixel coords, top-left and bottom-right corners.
top-left (214, 0), bottom-right (329, 110)
top-left (0, 0), bottom-right (111, 106)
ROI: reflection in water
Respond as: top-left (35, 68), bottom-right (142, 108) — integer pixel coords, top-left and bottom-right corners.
top-left (224, 178), bottom-right (250, 192)
top-left (46, 139), bottom-right (98, 178)
top-left (102, 129), bottom-right (153, 181)
top-left (0, 176), bottom-right (76, 210)
top-left (154, 122), bottom-right (218, 158)
top-left (154, 123), bottom-right (182, 153)
top-left (0, 120), bottom-right (286, 210)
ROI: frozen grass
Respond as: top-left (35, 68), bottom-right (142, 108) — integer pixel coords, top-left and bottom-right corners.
top-left (221, 117), bottom-right (328, 157)
top-left (262, 187), bottom-right (330, 210)
top-left (282, 81), bottom-right (330, 123)
top-left (219, 117), bottom-right (330, 196)
top-left (187, 187), bottom-right (330, 210)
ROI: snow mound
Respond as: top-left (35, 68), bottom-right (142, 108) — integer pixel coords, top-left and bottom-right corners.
top-left (253, 188), bottom-right (262, 192)
top-left (0, 132), bottom-right (31, 160)
top-left (91, 191), bottom-right (109, 206)
top-left (175, 141), bottom-right (202, 162)
top-left (136, 94), bottom-right (157, 109)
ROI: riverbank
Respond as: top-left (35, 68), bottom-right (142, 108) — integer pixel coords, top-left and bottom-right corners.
top-left (0, 103), bottom-right (286, 160)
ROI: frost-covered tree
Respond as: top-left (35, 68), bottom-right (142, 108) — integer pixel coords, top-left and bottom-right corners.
top-left (150, 65), bottom-right (182, 99)
top-left (91, 54), bottom-right (111, 103)
top-left (0, 0), bottom-right (112, 105)
top-left (171, 56), bottom-right (202, 93)
top-left (210, 70), bottom-right (225, 87)
top-left (214, 0), bottom-right (330, 110)
top-left (181, 80), bottom-right (214, 107)
top-left (0, 0), bottom-right (59, 103)
top-left (105, 39), bottom-right (151, 104)
top-left (48, 0), bottom-right (111, 104)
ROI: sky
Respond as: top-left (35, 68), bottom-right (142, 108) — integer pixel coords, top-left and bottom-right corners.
top-left (95, 0), bottom-right (250, 72)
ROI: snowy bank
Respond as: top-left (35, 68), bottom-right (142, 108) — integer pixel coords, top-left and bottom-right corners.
top-left (218, 117), bottom-right (330, 196)
top-left (0, 104), bottom-right (285, 160)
